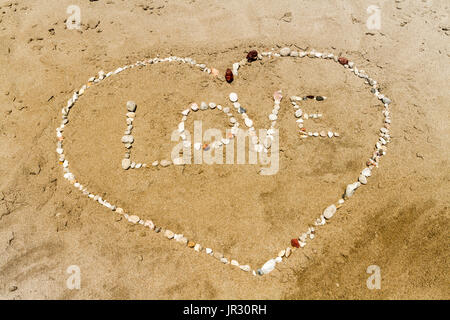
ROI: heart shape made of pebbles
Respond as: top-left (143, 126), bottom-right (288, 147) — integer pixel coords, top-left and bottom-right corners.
top-left (56, 47), bottom-right (392, 276)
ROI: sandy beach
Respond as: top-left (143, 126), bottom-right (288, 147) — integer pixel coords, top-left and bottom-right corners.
top-left (0, 0), bottom-right (448, 299)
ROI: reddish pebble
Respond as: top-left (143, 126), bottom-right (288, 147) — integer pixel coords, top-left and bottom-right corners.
top-left (225, 69), bottom-right (233, 83)
top-left (338, 57), bottom-right (349, 65)
top-left (246, 50), bottom-right (258, 62)
top-left (291, 238), bottom-right (300, 248)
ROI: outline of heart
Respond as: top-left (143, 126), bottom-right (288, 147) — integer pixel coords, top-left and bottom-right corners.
top-left (56, 47), bottom-right (392, 276)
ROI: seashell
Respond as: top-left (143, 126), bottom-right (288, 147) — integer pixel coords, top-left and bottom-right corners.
top-left (225, 69), bottom-right (234, 83)
top-left (239, 265), bottom-right (251, 272)
top-left (128, 215), bottom-right (140, 224)
top-left (359, 174), bottom-right (368, 185)
top-left (191, 103), bottom-right (199, 111)
top-left (144, 220), bottom-right (155, 229)
top-left (229, 92), bottom-right (238, 102)
top-left (280, 47), bottom-right (291, 56)
top-left (362, 167), bottom-right (372, 177)
top-left (273, 90), bottom-right (283, 103)
top-left (285, 247), bottom-right (292, 258)
top-left (164, 230), bottom-right (174, 239)
top-left (246, 50), bottom-right (258, 62)
top-left (211, 68), bottom-right (219, 77)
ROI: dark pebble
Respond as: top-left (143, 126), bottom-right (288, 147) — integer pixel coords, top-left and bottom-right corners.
top-left (246, 50), bottom-right (258, 62)
top-left (316, 96), bottom-right (324, 101)
top-left (225, 69), bottom-right (234, 83)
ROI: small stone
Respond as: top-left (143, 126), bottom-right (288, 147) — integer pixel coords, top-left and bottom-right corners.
top-left (247, 50), bottom-right (258, 62)
top-left (316, 96), bottom-right (325, 101)
top-left (220, 257), bottom-right (229, 264)
top-left (359, 174), bottom-right (368, 185)
top-left (122, 159), bottom-right (131, 170)
top-left (128, 215), bottom-right (140, 224)
top-left (269, 114), bottom-right (277, 121)
top-left (260, 259), bottom-right (276, 275)
top-left (362, 168), bottom-right (372, 177)
top-left (205, 248), bottom-right (213, 255)
top-left (164, 230), bottom-right (174, 239)
top-left (187, 241), bottom-right (195, 248)
top-left (338, 57), bottom-right (349, 65)
top-left (126, 101), bottom-right (137, 112)
top-left (225, 69), bottom-right (234, 83)
top-left (323, 204), bottom-right (337, 220)
top-left (280, 47), bottom-right (291, 56)
top-left (200, 102), bottom-right (208, 110)
top-left (239, 265), bottom-right (251, 272)
top-left (295, 109), bottom-right (302, 118)
top-left (244, 118), bottom-right (253, 128)
top-left (345, 182), bottom-right (361, 198)
top-left (194, 243), bottom-right (202, 252)
top-left (191, 103), bottom-right (199, 111)
top-left (328, 131), bottom-right (333, 138)
top-left (231, 260), bottom-right (239, 266)
top-left (229, 92), bottom-right (238, 102)
top-left (320, 131), bottom-right (326, 137)
top-left (291, 238), bottom-right (300, 248)
top-left (278, 250), bottom-right (286, 257)
top-left (116, 208), bottom-right (124, 214)
top-left (160, 160), bottom-right (171, 167)
top-left (382, 97), bottom-right (391, 105)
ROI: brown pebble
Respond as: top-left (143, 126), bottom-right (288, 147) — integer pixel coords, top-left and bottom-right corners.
top-left (338, 57), bottom-right (349, 65)
top-left (225, 69), bottom-right (233, 83)
top-left (246, 50), bottom-right (258, 62)
top-left (187, 241), bottom-right (195, 248)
